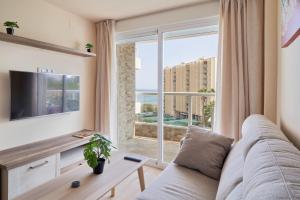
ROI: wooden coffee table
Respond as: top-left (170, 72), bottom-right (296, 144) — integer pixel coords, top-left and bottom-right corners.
top-left (14, 152), bottom-right (149, 200)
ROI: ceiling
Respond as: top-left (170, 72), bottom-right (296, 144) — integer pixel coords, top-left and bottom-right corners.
top-left (45, 0), bottom-right (210, 22)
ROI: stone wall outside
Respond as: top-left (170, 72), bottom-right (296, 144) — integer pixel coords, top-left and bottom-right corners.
top-left (117, 43), bottom-right (136, 142)
top-left (135, 122), bottom-right (187, 142)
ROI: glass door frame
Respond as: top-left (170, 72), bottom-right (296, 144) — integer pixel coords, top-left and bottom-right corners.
top-left (115, 17), bottom-right (219, 167)
top-left (157, 22), bottom-right (218, 164)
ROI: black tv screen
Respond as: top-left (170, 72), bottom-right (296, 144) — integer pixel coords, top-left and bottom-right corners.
top-left (10, 71), bottom-right (80, 120)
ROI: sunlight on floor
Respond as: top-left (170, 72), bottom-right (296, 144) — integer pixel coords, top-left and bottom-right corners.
top-left (118, 137), bottom-right (180, 163)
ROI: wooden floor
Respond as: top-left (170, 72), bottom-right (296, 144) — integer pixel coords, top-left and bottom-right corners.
top-left (99, 166), bottom-right (162, 200)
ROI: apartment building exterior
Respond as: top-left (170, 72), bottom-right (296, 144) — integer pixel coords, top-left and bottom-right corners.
top-left (164, 57), bottom-right (216, 120)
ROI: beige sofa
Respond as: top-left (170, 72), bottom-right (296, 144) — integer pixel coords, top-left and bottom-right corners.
top-left (137, 115), bottom-right (300, 200)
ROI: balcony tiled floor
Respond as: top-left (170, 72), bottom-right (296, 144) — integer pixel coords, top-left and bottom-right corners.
top-left (118, 136), bottom-right (181, 163)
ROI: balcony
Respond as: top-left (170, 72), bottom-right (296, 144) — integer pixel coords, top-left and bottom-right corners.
top-left (118, 91), bottom-right (215, 163)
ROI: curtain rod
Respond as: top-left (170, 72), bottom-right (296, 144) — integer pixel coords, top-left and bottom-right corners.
top-left (115, 0), bottom-right (217, 22)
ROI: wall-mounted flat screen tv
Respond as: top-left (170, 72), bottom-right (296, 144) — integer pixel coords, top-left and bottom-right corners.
top-left (10, 71), bottom-right (80, 120)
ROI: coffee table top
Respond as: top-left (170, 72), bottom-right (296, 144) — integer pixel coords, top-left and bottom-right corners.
top-left (14, 152), bottom-right (149, 200)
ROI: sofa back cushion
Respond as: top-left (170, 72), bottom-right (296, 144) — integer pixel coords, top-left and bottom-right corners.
top-left (243, 138), bottom-right (300, 199)
top-left (225, 183), bottom-right (243, 200)
top-left (217, 114), bottom-right (300, 199)
top-left (241, 114), bottom-right (289, 159)
top-left (216, 141), bottom-right (244, 200)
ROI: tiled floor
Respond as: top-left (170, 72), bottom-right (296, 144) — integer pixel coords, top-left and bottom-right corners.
top-left (118, 137), bottom-right (180, 163)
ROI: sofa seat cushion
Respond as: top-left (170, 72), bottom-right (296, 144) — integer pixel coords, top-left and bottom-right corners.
top-left (136, 163), bottom-right (219, 200)
top-left (243, 138), bottom-right (300, 200)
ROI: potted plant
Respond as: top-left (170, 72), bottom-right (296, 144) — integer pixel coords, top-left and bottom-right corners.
top-left (83, 134), bottom-right (116, 174)
top-left (85, 43), bottom-right (93, 52)
top-left (3, 21), bottom-right (19, 35)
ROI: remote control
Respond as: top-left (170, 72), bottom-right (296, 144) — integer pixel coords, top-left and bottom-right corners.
top-left (71, 181), bottom-right (80, 188)
top-left (124, 156), bottom-right (142, 162)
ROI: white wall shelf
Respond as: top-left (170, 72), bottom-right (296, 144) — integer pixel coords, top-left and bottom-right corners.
top-left (0, 32), bottom-right (96, 57)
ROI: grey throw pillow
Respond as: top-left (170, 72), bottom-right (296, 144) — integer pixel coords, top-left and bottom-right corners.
top-left (174, 126), bottom-right (234, 180)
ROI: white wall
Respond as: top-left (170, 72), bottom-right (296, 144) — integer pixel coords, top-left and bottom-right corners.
top-left (278, 38), bottom-right (300, 149)
top-left (0, 0), bottom-right (96, 150)
top-left (115, 1), bottom-right (219, 33)
top-left (277, 0), bottom-right (300, 149)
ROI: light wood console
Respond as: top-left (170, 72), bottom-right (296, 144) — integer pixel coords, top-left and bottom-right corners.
top-left (0, 130), bottom-right (94, 200)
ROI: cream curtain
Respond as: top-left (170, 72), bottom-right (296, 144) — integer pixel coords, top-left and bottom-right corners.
top-left (95, 20), bottom-right (114, 134)
top-left (215, 0), bottom-right (265, 140)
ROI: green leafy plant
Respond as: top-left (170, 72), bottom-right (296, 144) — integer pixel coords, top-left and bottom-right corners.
top-left (3, 21), bottom-right (19, 29)
top-left (198, 88), bottom-right (215, 93)
top-left (203, 101), bottom-right (215, 127)
top-left (83, 134), bottom-right (116, 169)
top-left (85, 43), bottom-right (93, 49)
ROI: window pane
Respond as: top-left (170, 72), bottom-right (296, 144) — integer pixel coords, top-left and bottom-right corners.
top-left (117, 39), bottom-right (159, 160)
top-left (163, 32), bottom-right (218, 162)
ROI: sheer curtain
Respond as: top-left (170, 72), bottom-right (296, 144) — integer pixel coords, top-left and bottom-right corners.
top-left (95, 20), bottom-right (114, 134)
top-left (215, 0), bottom-right (265, 140)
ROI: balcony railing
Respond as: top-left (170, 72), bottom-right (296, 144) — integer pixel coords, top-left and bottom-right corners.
top-left (135, 91), bottom-right (215, 128)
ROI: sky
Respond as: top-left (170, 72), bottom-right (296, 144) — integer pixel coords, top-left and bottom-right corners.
top-left (135, 34), bottom-right (218, 91)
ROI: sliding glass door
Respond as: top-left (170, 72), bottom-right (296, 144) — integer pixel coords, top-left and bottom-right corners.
top-left (162, 31), bottom-right (218, 162)
top-left (116, 25), bottom-right (218, 165)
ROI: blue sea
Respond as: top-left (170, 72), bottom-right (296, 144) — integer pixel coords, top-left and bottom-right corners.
top-left (136, 90), bottom-right (158, 105)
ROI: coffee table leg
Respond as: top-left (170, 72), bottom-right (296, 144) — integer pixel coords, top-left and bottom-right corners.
top-left (111, 187), bottom-right (116, 197)
top-left (138, 166), bottom-right (145, 191)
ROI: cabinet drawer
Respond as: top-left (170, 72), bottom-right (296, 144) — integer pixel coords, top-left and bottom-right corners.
top-left (8, 154), bottom-right (59, 199)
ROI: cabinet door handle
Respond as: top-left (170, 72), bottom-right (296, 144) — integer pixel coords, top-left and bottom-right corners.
top-left (29, 161), bottom-right (49, 170)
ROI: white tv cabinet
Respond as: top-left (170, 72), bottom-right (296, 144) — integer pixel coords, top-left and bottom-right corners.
top-left (0, 130), bottom-right (93, 200)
